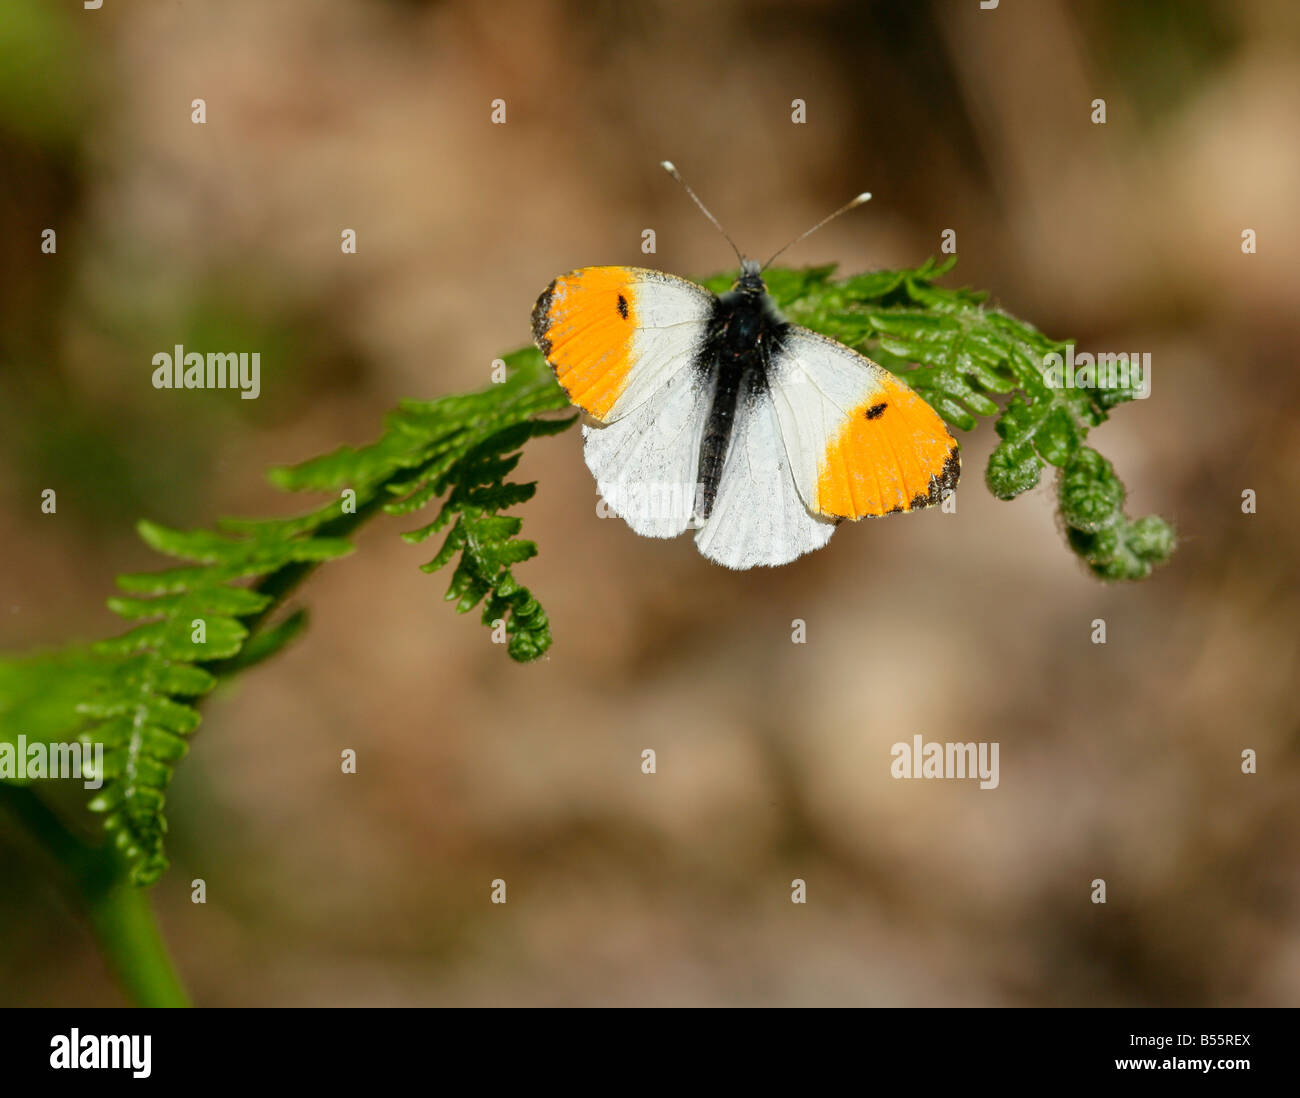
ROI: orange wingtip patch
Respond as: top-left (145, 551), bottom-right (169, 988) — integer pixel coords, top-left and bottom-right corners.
top-left (531, 267), bottom-right (640, 420)
top-left (814, 380), bottom-right (960, 519)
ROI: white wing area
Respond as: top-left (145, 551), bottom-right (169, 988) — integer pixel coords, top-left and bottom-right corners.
top-left (609, 271), bottom-right (715, 422)
top-left (581, 366), bottom-right (711, 538)
top-left (693, 390), bottom-right (837, 569)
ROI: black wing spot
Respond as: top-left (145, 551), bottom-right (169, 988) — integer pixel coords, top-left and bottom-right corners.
top-left (616, 294), bottom-right (629, 319)
top-left (864, 402), bottom-right (887, 420)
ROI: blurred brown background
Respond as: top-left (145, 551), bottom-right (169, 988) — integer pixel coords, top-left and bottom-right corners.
top-left (2, 0), bottom-right (1298, 1006)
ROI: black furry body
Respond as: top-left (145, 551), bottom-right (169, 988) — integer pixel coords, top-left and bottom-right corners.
top-left (694, 272), bottom-right (789, 520)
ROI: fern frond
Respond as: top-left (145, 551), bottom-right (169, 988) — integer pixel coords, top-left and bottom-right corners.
top-left (273, 348), bottom-right (575, 661)
top-left (2, 350), bottom-right (573, 885)
top-left (73, 521), bottom-right (352, 884)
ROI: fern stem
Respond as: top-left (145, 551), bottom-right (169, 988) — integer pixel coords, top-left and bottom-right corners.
top-left (83, 871), bottom-right (191, 1008)
top-left (0, 784), bottom-right (190, 1007)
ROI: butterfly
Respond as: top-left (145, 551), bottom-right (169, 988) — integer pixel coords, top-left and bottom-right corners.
top-left (531, 163), bottom-right (959, 570)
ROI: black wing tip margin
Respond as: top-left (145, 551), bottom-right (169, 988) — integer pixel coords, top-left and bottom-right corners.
top-left (878, 442), bottom-right (961, 516)
top-left (914, 443), bottom-right (961, 510)
top-left (531, 279), bottom-right (558, 358)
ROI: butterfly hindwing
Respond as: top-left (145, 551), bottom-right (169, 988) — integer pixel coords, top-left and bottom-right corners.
top-left (769, 328), bottom-right (960, 519)
top-left (531, 266), bottom-right (714, 424)
top-left (693, 387), bottom-right (837, 569)
top-left (581, 365), bottom-right (711, 539)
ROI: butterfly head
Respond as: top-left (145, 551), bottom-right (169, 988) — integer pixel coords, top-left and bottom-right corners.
top-left (735, 258), bottom-right (766, 296)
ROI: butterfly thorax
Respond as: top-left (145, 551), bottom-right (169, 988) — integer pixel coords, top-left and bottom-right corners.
top-left (694, 274), bottom-right (790, 522)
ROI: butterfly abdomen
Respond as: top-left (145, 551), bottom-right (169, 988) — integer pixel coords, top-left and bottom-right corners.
top-left (695, 286), bottom-right (788, 522)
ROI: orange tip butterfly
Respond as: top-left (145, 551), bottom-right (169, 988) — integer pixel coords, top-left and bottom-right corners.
top-left (531, 162), bottom-right (960, 570)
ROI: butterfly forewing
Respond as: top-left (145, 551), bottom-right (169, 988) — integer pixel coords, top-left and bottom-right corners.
top-left (769, 328), bottom-right (960, 519)
top-left (531, 266), bottom-right (714, 424)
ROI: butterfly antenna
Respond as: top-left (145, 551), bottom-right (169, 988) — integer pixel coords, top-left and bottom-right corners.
top-left (660, 161), bottom-right (745, 267)
top-left (761, 191), bottom-right (872, 271)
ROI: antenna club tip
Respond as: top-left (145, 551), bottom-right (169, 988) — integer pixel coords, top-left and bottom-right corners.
top-left (660, 160), bottom-right (677, 173)
top-left (855, 192), bottom-right (873, 204)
